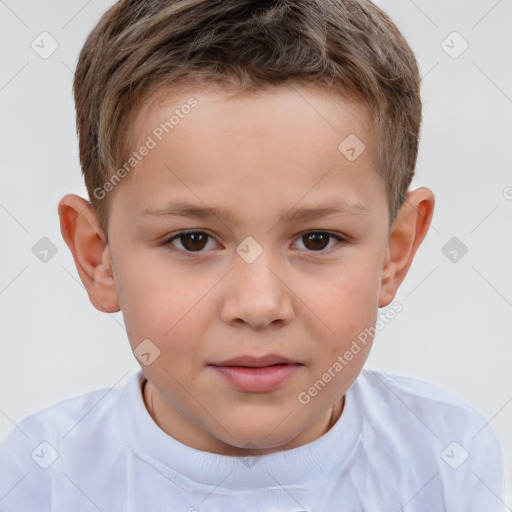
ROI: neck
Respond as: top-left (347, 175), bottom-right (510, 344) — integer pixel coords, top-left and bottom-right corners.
top-left (142, 377), bottom-right (345, 455)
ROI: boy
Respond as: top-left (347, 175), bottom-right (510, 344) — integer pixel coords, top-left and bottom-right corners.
top-left (0, 0), bottom-right (509, 510)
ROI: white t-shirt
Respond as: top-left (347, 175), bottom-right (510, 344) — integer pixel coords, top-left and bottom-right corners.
top-left (0, 369), bottom-right (509, 512)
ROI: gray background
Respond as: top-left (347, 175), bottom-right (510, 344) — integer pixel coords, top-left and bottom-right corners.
top-left (0, 0), bottom-right (511, 499)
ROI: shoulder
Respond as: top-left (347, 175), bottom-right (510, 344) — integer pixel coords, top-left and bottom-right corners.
top-left (330, 370), bottom-right (510, 510)
top-left (1, 383), bottom-right (124, 447)
top-left (354, 368), bottom-right (487, 428)
top-left (351, 369), bottom-right (509, 504)
top-left (350, 368), bottom-right (506, 462)
top-left (0, 381), bottom-right (126, 509)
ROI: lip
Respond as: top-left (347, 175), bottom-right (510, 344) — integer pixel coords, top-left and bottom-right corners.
top-left (210, 354), bottom-right (300, 367)
top-left (209, 354), bottom-right (302, 393)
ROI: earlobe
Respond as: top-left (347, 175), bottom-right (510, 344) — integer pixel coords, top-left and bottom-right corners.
top-left (378, 187), bottom-right (435, 307)
top-left (58, 194), bottom-right (120, 313)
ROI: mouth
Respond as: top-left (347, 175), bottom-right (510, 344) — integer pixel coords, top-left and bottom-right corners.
top-left (208, 354), bottom-right (303, 393)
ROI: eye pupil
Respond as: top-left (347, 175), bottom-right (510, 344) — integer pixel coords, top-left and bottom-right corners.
top-left (304, 232), bottom-right (329, 251)
top-left (181, 232), bottom-right (208, 251)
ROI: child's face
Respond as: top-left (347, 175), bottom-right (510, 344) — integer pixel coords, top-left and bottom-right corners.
top-left (62, 84), bottom-right (434, 456)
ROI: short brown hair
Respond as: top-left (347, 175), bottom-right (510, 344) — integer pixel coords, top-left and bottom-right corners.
top-left (73, 0), bottom-right (422, 238)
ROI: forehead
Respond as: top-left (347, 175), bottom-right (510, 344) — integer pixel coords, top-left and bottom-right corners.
top-left (114, 83), bottom-right (386, 226)
top-left (132, 82), bottom-right (375, 147)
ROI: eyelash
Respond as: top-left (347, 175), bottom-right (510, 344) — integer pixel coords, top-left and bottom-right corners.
top-left (161, 229), bottom-right (346, 255)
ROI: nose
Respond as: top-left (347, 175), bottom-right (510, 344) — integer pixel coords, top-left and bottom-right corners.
top-left (220, 250), bottom-right (294, 330)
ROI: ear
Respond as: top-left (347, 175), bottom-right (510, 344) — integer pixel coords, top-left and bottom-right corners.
top-left (58, 194), bottom-right (120, 313)
top-left (378, 187), bottom-right (435, 307)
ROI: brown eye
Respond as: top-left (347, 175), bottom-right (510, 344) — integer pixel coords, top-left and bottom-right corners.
top-left (296, 231), bottom-right (343, 252)
top-left (180, 232), bottom-right (208, 251)
top-left (165, 231), bottom-right (216, 253)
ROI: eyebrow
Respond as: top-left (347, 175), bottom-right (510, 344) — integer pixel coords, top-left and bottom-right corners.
top-left (140, 200), bottom-right (370, 225)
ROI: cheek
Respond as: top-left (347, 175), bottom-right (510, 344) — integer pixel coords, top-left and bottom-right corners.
top-left (309, 266), bottom-right (379, 332)
top-left (297, 259), bottom-right (381, 365)
top-left (114, 250), bottom-right (212, 351)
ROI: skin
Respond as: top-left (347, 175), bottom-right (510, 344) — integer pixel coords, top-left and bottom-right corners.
top-left (58, 84), bottom-right (434, 457)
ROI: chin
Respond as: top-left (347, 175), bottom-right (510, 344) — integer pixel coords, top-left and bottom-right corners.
top-left (227, 435), bottom-right (294, 454)
top-left (212, 418), bottom-right (302, 453)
